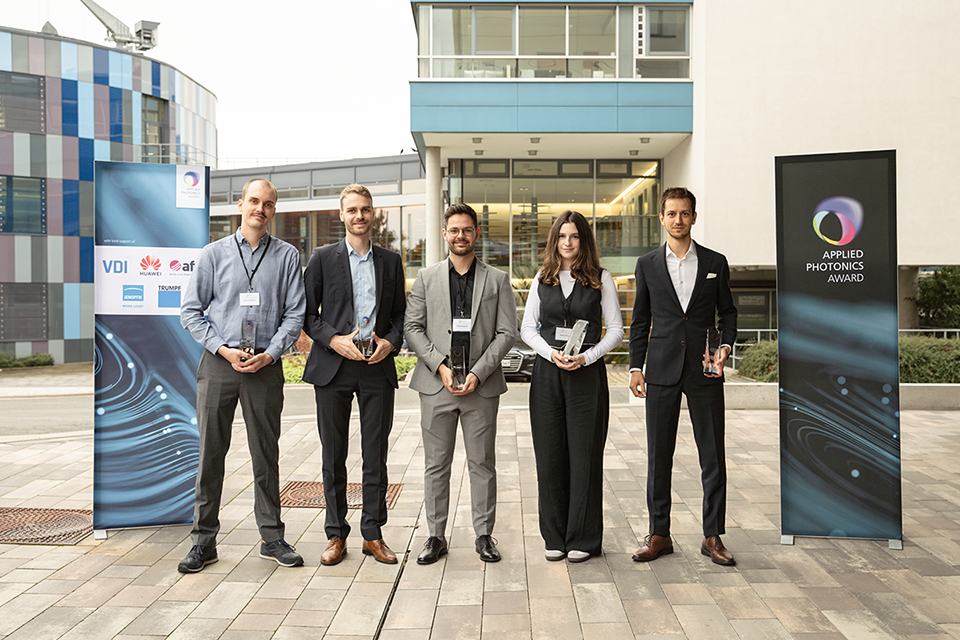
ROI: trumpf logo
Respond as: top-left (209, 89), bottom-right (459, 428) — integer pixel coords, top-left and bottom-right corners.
top-left (183, 171), bottom-right (200, 187)
top-left (812, 197), bottom-right (864, 246)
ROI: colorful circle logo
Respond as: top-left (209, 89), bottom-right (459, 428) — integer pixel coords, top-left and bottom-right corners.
top-left (183, 171), bottom-right (199, 187)
top-left (169, 260), bottom-right (182, 272)
top-left (812, 196), bottom-right (864, 246)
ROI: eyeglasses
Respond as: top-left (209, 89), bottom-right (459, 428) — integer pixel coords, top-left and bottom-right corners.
top-left (445, 227), bottom-right (475, 237)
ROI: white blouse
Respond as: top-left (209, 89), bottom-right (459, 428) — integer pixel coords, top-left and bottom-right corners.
top-left (520, 269), bottom-right (624, 366)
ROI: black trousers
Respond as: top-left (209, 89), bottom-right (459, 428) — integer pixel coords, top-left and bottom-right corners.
top-left (645, 362), bottom-right (727, 538)
top-left (529, 357), bottom-right (609, 555)
top-left (314, 359), bottom-right (395, 541)
top-left (192, 350), bottom-right (285, 546)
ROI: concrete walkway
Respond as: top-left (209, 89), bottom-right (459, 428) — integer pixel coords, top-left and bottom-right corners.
top-left (0, 367), bottom-right (959, 638)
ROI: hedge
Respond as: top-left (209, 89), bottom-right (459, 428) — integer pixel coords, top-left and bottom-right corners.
top-left (0, 352), bottom-right (55, 368)
top-left (736, 336), bottom-right (960, 384)
top-left (281, 354), bottom-right (418, 384)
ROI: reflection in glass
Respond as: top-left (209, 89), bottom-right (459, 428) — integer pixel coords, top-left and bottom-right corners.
top-left (475, 7), bottom-right (514, 54)
top-left (566, 59), bottom-right (616, 79)
top-left (433, 59), bottom-right (515, 79)
top-left (569, 8), bottom-right (616, 56)
top-left (275, 211), bottom-right (310, 267)
top-left (463, 177), bottom-right (509, 271)
top-left (432, 8), bottom-right (471, 56)
top-left (519, 7), bottom-right (565, 55)
top-left (596, 172), bottom-right (661, 275)
top-left (637, 59), bottom-right (689, 79)
top-left (517, 58), bottom-right (565, 79)
top-left (649, 9), bottom-right (688, 54)
top-left (402, 205), bottom-right (426, 281)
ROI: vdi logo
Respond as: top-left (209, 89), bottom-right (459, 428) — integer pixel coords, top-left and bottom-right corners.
top-left (813, 197), bottom-right (864, 246)
top-left (102, 260), bottom-right (127, 274)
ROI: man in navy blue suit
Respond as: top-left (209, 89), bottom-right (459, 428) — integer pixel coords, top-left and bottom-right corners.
top-left (628, 187), bottom-right (738, 566)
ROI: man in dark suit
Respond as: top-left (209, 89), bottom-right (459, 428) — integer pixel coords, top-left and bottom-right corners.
top-left (302, 184), bottom-right (406, 566)
top-left (628, 187), bottom-right (738, 566)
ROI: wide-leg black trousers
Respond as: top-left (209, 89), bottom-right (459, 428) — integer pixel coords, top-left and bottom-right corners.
top-left (529, 357), bottom-right (609, 555)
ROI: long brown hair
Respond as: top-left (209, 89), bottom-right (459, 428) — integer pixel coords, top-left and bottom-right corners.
top-left (540, 210), bottom-right (603, 289)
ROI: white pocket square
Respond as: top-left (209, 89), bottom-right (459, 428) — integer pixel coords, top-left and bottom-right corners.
top-left (706, 273), bottom-right (717, 279)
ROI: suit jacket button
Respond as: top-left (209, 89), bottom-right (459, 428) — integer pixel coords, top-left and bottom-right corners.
top-left (683, 316), bottom-right (687, 320)
top-left (448, 329), bottom-right (452, 334)
top-left (681, 340), bottom-right (686, 346)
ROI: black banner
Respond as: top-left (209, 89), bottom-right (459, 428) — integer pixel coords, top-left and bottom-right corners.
top-left (776, 150), bottom-right (901, 540)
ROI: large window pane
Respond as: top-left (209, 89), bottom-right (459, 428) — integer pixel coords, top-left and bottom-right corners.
top-left (518, 58), bottom-right (566, 78)
top-left (569, 8), bottom-right (616, 57)
top-left (0, 71), bottom-right (45, 134)
top-left (433, 59), bottom-right (515, 79)
top-left (418, 5), bottom-right (431, 56)
top-left (0, 176), bottom-right (46, 234)
top-left (566, 59), bottom-right (616, 79)
top-left (475, 7), bottom-right (514, 55)
top-left (519, 7), bottom-right (565, 55)
top-left (433, 8), bottom-right (472, 56)
top-left (596, 172), bottom-right (660, 276)
top-left (402, 204), bottom-right (426, 281)
top-left (462, 175), bottom-right (509, 272)
top-left (274, 211), bottom-right (310, 268)
top-left (649, 8), bottom-right (688, 54)
top-left (0, 283), bottom-right (47, 341)
top-left (371, 206), bottom-right (401, 255)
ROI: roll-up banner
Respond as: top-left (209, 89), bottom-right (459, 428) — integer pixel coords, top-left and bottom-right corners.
top-left (775, 150), bottom-right (902, 544)
top-left (93, 161), bottom-right (209, 532)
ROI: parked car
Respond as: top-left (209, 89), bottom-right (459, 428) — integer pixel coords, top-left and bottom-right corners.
top-left (502, 336), bottom-right (536, 382)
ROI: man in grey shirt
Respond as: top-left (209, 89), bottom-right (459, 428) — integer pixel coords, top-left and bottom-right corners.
top-left (179, 178), bottom-right (306, 572)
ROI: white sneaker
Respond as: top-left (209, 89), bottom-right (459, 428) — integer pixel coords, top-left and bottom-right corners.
top-left (544, 549), bottom-right (566, 561)
top-left (567, 550), bottom-right (590, 563)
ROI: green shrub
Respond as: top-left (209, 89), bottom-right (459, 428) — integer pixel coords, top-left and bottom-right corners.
top-left (0, 352), bottom-right (55, 368)
top-left (735, 336), bottom-right (960, 384)
top-left (280, 354), bottom-right (419, 384)
top-left (737, 340), bottom-right (779, 382)
top-left (899, 336), bottom-right (960, 383)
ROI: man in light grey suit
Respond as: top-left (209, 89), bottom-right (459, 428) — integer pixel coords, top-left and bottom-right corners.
top-left (404, 202), bottom-right (517, 565)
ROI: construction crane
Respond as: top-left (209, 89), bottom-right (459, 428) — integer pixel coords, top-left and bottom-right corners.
top-left (79, 0), bottom-right (158, 51)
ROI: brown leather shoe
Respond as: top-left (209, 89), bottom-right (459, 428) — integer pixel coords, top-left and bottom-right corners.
top-left (321, 536), bottom-right (346, 566)
top-left (632, 534), bottom-right (674, 562)
top-left (701, 535), bottom-right (735, 566)
top-left (362, 538), bottom-right (398, 564)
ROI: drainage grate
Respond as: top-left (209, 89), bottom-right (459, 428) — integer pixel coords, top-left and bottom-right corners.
top-left (279, 481), bottom-right (402, 510)
top-left (0, 508), bottom-right (93, 545)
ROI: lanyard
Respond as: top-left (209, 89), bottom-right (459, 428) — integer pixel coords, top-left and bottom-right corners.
top-left (455, 273), bottom-right (468, 317)
top-left (235, 234), bottom-right (271, 292)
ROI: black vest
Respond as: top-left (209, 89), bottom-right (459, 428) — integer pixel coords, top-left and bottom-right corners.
top-left (537, 275), bottom-right (604, 350)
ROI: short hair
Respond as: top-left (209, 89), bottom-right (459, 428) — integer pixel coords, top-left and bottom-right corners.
top-left (443, 202), bottom-right (478, 228)
top-left (659, 187), bottom-right (696, 215)
top-left (340, 184), bottom-right (373, 208)
top-left (240, 178), bottom-right (278, 203)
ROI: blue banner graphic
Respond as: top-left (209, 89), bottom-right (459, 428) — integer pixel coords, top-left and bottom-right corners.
top-left (94, 161), bottom-right (209, 531)
top-left (776, 151), bottom-right (901, 541)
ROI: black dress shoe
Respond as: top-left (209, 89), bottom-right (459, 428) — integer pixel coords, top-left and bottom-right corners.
top-left (475, 535), bottom-right (501, 562)
top-left (417, 536), bottom-right (448, 565)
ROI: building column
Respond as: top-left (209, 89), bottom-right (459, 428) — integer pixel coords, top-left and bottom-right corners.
top-left (898, 266), bottom-right (920, 329)
top-left (425, 146), bottom-right (442, 267)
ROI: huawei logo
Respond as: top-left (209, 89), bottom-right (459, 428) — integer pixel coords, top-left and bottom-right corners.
top-left (141, 255), bottom-right (161, 270)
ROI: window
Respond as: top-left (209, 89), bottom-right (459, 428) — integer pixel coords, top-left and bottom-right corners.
top-left (637, 6), bottom-right (690, 78)
top-left (142, 95), bottom-right (167, 163)
top-left (0, 177), bottom-right (46, 235)
top-left (0, 283), bottom-right (47, 341)
top-left (0, 71), bottom-right (45, 134)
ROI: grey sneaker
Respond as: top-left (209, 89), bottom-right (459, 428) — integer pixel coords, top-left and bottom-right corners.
top-left (178, 545), bottom-right (218, 573)
top-left (260, 539), bottom-right (304, 567)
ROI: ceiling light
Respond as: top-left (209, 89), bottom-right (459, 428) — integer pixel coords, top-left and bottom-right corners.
top-left (629, 150), bottom-right (639, 156)
top-left (472, 137), bottom-right (482, 144)
top-left (475, 150), bottom-right (484, 156)
top-left (528, 150), bottom-right (537, 156)
top-left (530, 137), bottom-right (540, 144)
top-left (640, 137), bottom-right (651, 144)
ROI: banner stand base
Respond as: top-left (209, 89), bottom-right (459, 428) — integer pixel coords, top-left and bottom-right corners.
top-left (781, 533), bottom-right (903, 550)
top-left (94, 529), bottom-right (108, 540)
top-left (889, 539), bottom-right (903, 550)
top-left (781, 535), bottom-right (795, 545)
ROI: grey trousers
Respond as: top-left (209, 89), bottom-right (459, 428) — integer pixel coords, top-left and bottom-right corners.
top-left (419, 389), bottom-right (500, 538)
top-left (192, 350), bottom-right (285, 546)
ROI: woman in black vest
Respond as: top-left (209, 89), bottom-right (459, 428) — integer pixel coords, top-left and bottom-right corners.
top-left (520, 210), bottom-right (624, 562)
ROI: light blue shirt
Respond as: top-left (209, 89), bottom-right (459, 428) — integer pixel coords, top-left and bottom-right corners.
top-left (347, 239), bottom-right (377, 340)
top-left (181, 230), bottom-right (306, 363)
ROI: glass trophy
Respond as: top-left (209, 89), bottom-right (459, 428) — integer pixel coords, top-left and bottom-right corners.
top-left (355, 315), bottom-right (375, 357)
top-left (562, 319), bottom-right (589, 357)
top-left (240, 318), bottom-right (257, 361)
top-left (703, 327), bottom-right (721, 375)
top-left (451, 345), bottom-right (467, 389)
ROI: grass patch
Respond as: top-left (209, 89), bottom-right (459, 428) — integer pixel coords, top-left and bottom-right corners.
top-left (282, 354), bottom-right (418, 384)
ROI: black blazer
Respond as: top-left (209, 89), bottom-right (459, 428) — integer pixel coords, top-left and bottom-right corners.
top-left (302, 240), bottom-right (406, 388)
top-left (629, 242), bottom-right (737, 387)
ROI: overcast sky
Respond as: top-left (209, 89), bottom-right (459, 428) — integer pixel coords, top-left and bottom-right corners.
top-left (5, 0), bottom-right (419, 169)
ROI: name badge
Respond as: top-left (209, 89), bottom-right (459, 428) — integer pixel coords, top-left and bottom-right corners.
top-left (555, 327), bottom-right (573, 342)
top-left (240, 292), bottom-right (260, 306)
top-left (453, 317), bottom-right (472, 332)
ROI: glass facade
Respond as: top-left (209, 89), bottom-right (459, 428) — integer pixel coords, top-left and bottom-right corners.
top-left (450, 158), bottom-right (661, 282)
top-left (0, 27), bottom-right (218, 362)
top-left (418, 4), bottom-right (689, 79)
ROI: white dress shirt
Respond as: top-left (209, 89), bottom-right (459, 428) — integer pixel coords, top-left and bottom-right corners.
top-left (665, 241), bottom-right (697, 311)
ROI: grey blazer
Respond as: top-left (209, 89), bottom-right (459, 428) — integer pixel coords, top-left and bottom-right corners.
top-left (404, 258), bottom-right (517, 398)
